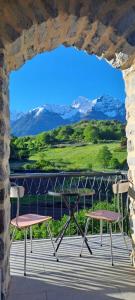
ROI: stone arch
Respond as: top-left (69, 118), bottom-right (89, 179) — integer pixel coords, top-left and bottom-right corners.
top-left (0, 0), bottom-right (135, 298)
top-left (2, 0), bottom-right (135, 71)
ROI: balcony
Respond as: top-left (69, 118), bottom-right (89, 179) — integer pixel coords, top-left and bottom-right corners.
top-left (8, 172), bottom-right (135, 300)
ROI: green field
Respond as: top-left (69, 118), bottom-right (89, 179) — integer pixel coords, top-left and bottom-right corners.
top-left (28, 142), bottom-right (127, 171)
top-left (10, 120), bottom-right (127, 172)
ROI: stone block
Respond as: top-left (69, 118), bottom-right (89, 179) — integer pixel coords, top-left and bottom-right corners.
top-left (127, 157), bottom-right (135, 166)
top-left (127, 30), bottom-right (135, 46)
top-left (43, 0), bottom-right (58, 18)
top-left (26, 46), bottom-right (36, 59)
top-left (17, 14), bottom-right (33, 30)
top-left (8, 37), bottom-right (21, 56)
top-left (74, 36), bottom-right (85, 49)
top-left (0, 118), bottom-right (7, 136)
top-left (66, 16), bottom-right (78, 38)
top-left (12, 54), bottom-right (25, 70)
top-left (0, 53), bottom-right (4, 65)
top-left (115, 8), bottom-right (135, 35)
top-left (0, 182), bottom-right (10, 204)
top-left (0, 188), bottom-right (6, 204)
top-left (102, 9), bottom-right (115, 26)
top-left (0, 165), bottom-right (8, 182)
top-left (91, 34), bottom-right (100, 45)
top-left (0, 78), bottom-right (8, 95)
top-left (0, 140), bottom-right (5, 160)
top-left (24, 25), bottom-right (35, 47)
top-left (38, 22), bottom-right (47, 45)
top-left (97, 44), bottom-right (108, 56)
top-left (127, 140), bottom-right (134, 152)
top-left (111, 52), bottom-right (129, 68)
top-left (0, 209), bottom-right (5, 234)
top-left (5, 24), bottom-right (20, 42)
top-left (110, 33), bottom-right (118, 45)
top-left (0, 238), bottom-right (4, 260)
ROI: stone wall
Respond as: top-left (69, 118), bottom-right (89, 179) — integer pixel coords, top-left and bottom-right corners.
top-left (0, 0), bottom-right (135, 298)
top-left (123, 65), bottom-right (135, 265)
top-left (4, 1), bottom-right (135, 72)
top-left (0, 52), bottom-right (10, 299)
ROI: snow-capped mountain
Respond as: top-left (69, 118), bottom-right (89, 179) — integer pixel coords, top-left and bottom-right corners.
top-left (30, 103), bottom-right (77, 120)
top-left (71, 95), bottom-right (124, 119)
top-left (72, 96), bottom-right (95, 114)
top-left (11, 95), bottom-right (125, 136)
top-left (10, 111), bottom-right (25, 121)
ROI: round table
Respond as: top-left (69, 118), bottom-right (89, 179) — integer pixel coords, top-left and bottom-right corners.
top-left (48, 189), bottom-right (95, 255)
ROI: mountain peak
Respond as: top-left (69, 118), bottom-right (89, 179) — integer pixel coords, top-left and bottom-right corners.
top-left (11, 95), bottom-right (125, 136)
top-left (72, 96), bottom-right (93, 114)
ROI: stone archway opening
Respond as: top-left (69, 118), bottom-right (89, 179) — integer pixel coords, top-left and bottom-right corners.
top-left (0, 1), bottom-right (135, 298)
top-left (10, 44), bottom-right (126, 138)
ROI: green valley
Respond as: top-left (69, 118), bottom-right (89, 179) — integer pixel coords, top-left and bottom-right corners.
top-left (10, 120), bottom-right (127, 172)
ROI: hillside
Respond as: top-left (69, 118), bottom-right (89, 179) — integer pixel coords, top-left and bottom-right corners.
top-left (10, 120), bottom-right (127, 172)
top-left (28, 143), bottom-right (127, 172)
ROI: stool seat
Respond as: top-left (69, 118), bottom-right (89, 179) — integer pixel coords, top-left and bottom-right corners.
top-left (86, 210), bottom-right (121, 222)
top-left (11, 213), bottom-right (52, 229)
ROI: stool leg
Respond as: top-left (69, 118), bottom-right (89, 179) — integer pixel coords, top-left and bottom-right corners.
top-left (109, 223), bottom-right (113, 266)
top-left (100, 220), bottom-right (103, 247)
top-left (47, 223), bottom-right (59, 262)
top-left (30, 226), bottom-right (33, 253)
top-left (80, 218), bottom-right (90, 257)
top-left (118, 221), bottom-right (130, 253)
top-left (24, 228), bottom-right (27, 276)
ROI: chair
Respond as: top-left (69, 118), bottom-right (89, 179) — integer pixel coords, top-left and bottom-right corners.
top-left (10, 182), bottom-right (58, 276)
top-left (80, 180), bottom-right (130, 265)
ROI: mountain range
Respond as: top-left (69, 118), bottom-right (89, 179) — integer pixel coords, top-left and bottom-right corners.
top-left (11, 95), bottom-right (125, 136)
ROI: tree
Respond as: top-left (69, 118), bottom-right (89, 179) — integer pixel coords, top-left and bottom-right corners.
top-left (120, 137), bottom-right (127, 149)
top-left (84, 125), bottom-right (99, 142)
top-left (10, 140), bottom-right (19, 160)
top-left (57, 126), bottom-right (74, 141)
top-left (18, 148), bottom-right (29, 160)
top-left (72, 127), bottom-right (84, 142)
top-left (36, 132), bottom-right (56, 146)
top-left (120, 159), bottom-right (128, 170)
top-left (98, 146), bottom-right (112, 168)
top-left (110, 157), bottom-right (120, 169)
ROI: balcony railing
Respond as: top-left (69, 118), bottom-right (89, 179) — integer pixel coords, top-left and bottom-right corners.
top-left (10, 171), bottom-right (128, 238)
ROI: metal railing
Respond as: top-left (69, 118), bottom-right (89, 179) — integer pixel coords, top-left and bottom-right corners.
top-left (10, 171), bottom-right (128, 237)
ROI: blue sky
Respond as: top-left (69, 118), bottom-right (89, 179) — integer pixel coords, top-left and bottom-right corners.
top-left (10, 45), bottom-right (125, 112)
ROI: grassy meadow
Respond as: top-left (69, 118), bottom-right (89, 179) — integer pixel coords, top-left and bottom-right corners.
top-left (10, 121), bottom-right (127, 172)
top-left (28, 142), bottom-right (127, 172)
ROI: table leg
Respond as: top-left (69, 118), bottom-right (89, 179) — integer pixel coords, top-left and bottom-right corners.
top-left (80, 218), bottom-right (90, 257)
top-left (55, 217), bottom-right (71, 253)
top-left (55, 216), bottom-right (70, 243)
top-left (73, 216), bottom-right (92, 255)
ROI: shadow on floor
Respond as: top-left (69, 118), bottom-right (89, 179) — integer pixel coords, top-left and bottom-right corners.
top-left (8, 235), bottom-right (135, 300)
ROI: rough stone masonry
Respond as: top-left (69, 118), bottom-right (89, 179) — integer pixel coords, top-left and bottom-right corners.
top-left (0, 0), bottom-right (135, 298)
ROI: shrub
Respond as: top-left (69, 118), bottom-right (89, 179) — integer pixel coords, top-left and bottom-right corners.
top-left (110, 157), bottom-right (121, 169)
top-left (87, 163), bottom-right (92, 171)
top-left (120, 158), bottom-right (128, 170)
top-left (98, 146), bottom-right (112, 168)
